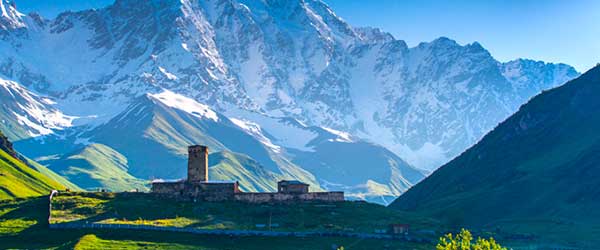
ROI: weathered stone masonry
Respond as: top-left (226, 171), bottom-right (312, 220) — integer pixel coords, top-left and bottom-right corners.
top-left (151, 145), bottom-right (344, 203)
top-left (187, 145), bottom-right (208, 182)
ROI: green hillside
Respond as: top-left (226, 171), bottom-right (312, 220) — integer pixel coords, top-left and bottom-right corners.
top-left (25, 158), bottom-right (80, 191)
top-left (87, 94), bottom-right (319, 187)
top-left (209, 151), bottom-right (282, 192)
top-left (16, 95), bottom-right (321, 192)
top-left (50, 192), bottom-right (440, 233)
top-left (391, 66), bottom-right (600, 247)
top-left (0, 195), bottom-right (435, 250)
top-left (0, 131), bottom-right (66, 200)
top-left (40, 143), bottom-right (147, 192)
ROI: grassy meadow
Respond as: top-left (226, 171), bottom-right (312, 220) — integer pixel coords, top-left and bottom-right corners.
top-left (1, 193), bottom-right (435, 250)
top-left (49, 192), bottom-right (441, 233)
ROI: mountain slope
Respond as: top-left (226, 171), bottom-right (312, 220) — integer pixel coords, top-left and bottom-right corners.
top-left (89, 91), bottom-right (425, 199)
top-left (0, 0), bottom-right (578, 171)
top-left (88, 91), bottom-right (321, 187)
top-left (209, 150), bottom-right (281, 192)
top-left (16, 91), bottom-right (322, 191)
top-left (391, 66), bottom-right (600, 244)
top-left (24, 158), bottom-right (80, 191)
top-left (39, 143), bottom-right (147, 192)
top-left (13, 90), bottom-right (425, 201)
top-left (226, 113), bottom-right (427, 203)
top-left (290, 134), bottom-right (425, 203)
top-left (0, 0), bottom-right (581, 204)
top-left (0, 130), bottom-right (66, 199)
top-left (0, 77), bottom-right (74, 140)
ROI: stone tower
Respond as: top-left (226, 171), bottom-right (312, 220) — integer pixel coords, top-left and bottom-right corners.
top-left (187, 145), bottom-right (208, 182)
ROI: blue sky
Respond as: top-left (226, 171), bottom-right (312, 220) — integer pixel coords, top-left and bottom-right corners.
top-left (14, 0), bottom-right (599, 71)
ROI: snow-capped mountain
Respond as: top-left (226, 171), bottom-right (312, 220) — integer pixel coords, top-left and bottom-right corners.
top-left (0, 0), bottom-right (25, 30)
top-left (0, 77), bottom-right (74, 139)
top-left (0, 0), bottom-right (578, 202)
top-left (15, 90), bottom-right (423, 203)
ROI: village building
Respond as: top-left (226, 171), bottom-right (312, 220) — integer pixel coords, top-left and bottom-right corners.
top-left (278, 180), bottom-right (309, 193)
top-left (151, 145), bottom-right (344, 203)
top-left (151, 145), bottom-right (241, 201)
top-left (389, 224), bottom-right (410, 235)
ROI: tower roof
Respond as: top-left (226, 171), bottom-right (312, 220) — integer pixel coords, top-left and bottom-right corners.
top-left (188, 145), bottom-right (208, 152)
top-left (278, 180), bottom-right (308, 185)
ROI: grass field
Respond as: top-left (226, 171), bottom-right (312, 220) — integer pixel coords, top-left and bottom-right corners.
top-left (2, 192), bottom-right (569, 249)
top-left (0, 194), bottom-right (436, 250)
top-left (49, 192), bottom-right (441, 234)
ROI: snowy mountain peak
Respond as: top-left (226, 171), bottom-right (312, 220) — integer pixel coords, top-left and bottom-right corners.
top-left (501, 58), bottom-right (579, 92)
top-left (0, 77), bottom-right (75, 138)
top-left (112, 0), bottom-right (182, 9)
top-left (0, 0), bottom-right (580, 174)
top-left (0, 0), bottom-right (25, 30)
top-left (426, 36), bottom-right (458, 47)
top-left (354, 27), bottom-right (395, 44)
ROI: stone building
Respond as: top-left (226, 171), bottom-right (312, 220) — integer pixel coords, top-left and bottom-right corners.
top-left (151, 145), bottom-right (241, 201)
top-left (278, 180), bottom-right (309, 193)
top-left (187, 145), bottom-right (208, 182)
top-left (151, 145), bottom-right (344, 203)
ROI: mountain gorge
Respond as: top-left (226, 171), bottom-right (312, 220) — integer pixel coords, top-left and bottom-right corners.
top-left (0, 0), bottom-right (578, 203)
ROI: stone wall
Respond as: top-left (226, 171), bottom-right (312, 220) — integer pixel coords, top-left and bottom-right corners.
top-left (279, 184), bottom-right (309, 194)
top-left (194, 182), bottom-right (239, 201)
top-left (151, 181), bottom-right (239, 201)
top-left (234, 192), bottom-right (344, 203)
top-left (152, 181), bottom-right (344, 203)
top-left (151, 182), bottom-right (185, 195)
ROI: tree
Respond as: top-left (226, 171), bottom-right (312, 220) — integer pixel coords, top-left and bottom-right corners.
top-left (436, 229), bottom-right (506, 250)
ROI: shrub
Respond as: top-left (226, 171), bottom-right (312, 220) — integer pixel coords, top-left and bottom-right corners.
top-left (436, 229), bottom-right (506, 250)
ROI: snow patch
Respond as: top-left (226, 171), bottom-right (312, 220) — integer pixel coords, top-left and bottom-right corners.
top-left (1, 78), bottom-right (76, 136)
top-left (230, 118), bottom-right (282, 153)
top-left (12, 112), bottom-right (53, 136)
top-left (181, 43), bottom-right (189, 51)
top-left (148, 90), bottom-right (219, 122)
top-left (158, 66), bottom-right (178, 80)
top-left (223, 109), bottom-right (319, 152)
top-left (321, 127), bottom-right (353, 142)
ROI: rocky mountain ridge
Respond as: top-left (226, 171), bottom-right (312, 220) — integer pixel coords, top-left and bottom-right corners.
top-left (0, 0), bottom-right (579, 203)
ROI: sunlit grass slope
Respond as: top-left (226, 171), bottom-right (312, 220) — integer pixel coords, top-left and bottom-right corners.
top-left (42, 143), bottom-right (147, 192)
top-left (0, 147), bottom-right (65, 200)
top-left (209, 150), bottom-right (281, 192)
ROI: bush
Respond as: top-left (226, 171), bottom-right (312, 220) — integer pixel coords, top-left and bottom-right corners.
top-left (436, 229), bottom-right (506, 250)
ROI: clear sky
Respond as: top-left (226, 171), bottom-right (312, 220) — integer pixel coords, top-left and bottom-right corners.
top-left (14, 0), bottom-right (599, 72)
